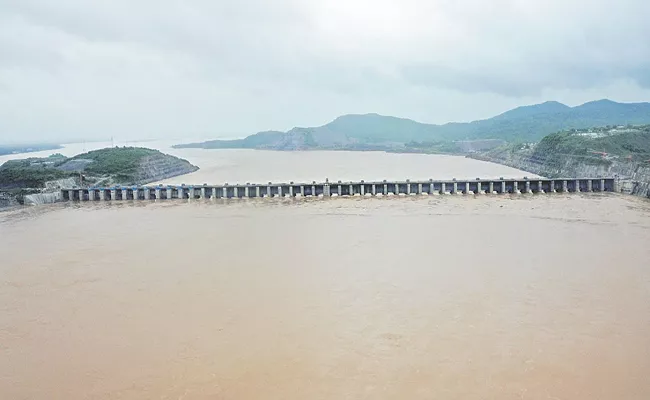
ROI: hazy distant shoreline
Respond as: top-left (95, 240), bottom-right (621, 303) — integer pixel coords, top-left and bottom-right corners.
top-left (0, 144), bottom-right (62, 157)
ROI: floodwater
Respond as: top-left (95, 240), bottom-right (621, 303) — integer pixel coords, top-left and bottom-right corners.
top-left (1, 144), bottom-right (650, 399)
top-left (1, 194), bottom-right (650, 400)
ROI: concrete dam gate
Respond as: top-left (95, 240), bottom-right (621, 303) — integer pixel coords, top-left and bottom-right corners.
top-left (62, 178), bottom-right (617, 202)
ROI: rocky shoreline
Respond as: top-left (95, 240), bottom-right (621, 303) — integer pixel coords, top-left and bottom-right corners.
top-left (469, 153), bottom-right (650, 198)
top-left (467, 125), bottom-right (650, 199)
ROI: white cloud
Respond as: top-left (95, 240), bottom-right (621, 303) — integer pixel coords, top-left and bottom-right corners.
top-left (1, 0), bottom-right (649, 143)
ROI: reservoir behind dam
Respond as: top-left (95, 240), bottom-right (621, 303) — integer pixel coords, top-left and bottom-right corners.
top-left (1, 194), bottom-right (650, 400)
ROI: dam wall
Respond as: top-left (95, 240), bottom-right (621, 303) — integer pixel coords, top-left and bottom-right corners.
top-left (61, 177), bottom-right (618, 201)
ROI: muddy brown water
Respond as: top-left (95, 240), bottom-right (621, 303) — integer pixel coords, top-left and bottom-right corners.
top-left (1, 193), bottom-right (650, 399)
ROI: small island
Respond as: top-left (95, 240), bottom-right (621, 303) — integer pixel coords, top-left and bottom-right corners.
top-left (0, 147), bottom-right (198, 207)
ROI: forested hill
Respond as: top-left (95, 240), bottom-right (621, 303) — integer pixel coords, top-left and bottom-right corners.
top-left (175, 99), bottom-right (650, 152)
top-left (0, 147), bottom-right (198, 190)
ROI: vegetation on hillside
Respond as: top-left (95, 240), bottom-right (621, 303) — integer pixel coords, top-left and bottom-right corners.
top-left (0, 156), bottom-right (71, 189)
top-left (69, 147), bottom-right (164, 183)
top-left (474, 124), bottom-right (650, 178)
top-left (532, 125), bottom-right (650, 165)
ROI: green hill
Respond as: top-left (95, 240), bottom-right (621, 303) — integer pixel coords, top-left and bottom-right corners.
top-left (175, 99), bottom-right (650, 152)
top-left (0, 154), bottom-right (69, 189)
top-left (0, 147), bottom-right (198, 191)
top-left (532, 125), bottom-right (650, 166)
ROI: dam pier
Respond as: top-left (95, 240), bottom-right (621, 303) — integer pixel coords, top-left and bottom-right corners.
top-left (62, 177), bottom-right (617, 201)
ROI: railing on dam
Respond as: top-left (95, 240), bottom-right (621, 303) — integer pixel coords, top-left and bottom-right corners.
top-left (61, 178), bottom-right (618, 201)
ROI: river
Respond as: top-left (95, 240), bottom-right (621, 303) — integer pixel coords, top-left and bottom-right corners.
top-left (1, 144), bottom-right (649, 399)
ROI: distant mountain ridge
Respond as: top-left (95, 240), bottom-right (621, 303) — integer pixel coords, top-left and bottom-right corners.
top-left (491, 101), bottom-right (571, 120)
top-left (174, 99), bottom-right (650, 152)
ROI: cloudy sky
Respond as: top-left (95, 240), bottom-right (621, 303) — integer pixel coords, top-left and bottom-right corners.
top-left (1, 0), bottom-right (649, 143)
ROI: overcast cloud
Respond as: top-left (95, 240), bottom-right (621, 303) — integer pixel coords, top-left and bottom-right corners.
top-left (1, 0), bottom-right (650, 143)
